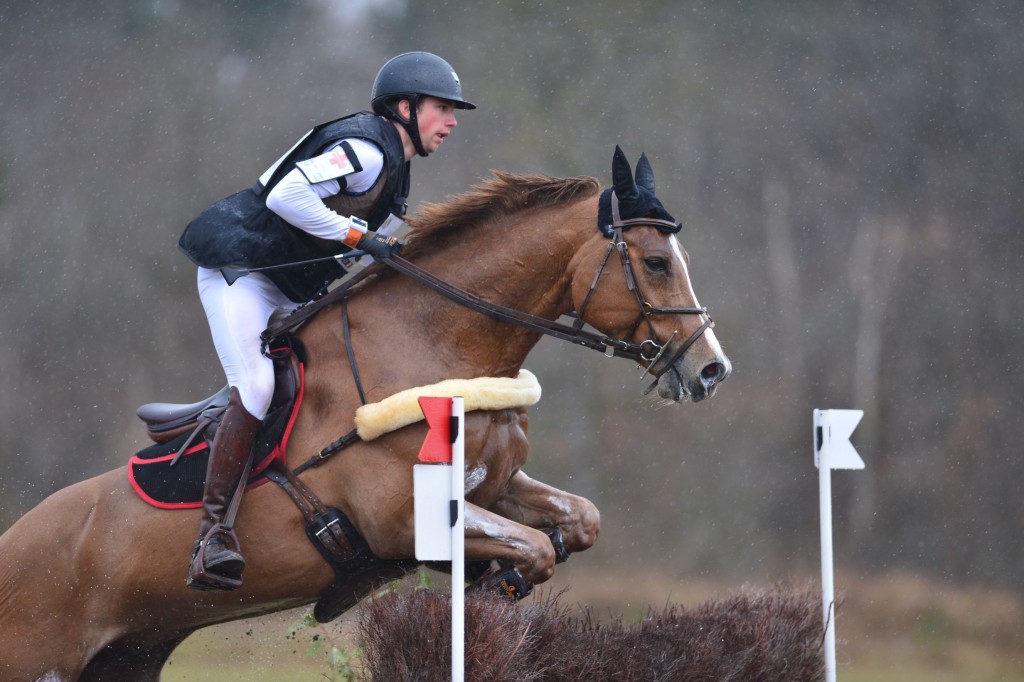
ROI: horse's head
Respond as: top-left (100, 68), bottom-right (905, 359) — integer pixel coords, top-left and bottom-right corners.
top-left (569, 147), bottom-right (731, 402)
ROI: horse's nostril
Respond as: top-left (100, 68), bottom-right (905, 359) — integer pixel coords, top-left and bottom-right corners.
top-left (701, 362), bottom-right (725, 386)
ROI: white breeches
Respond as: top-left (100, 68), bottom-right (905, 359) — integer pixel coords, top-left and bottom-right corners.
top-left (197, 267), bottom-right (301, 419)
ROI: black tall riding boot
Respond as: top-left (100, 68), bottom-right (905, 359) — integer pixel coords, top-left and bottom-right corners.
top-left (187, 386), bottom-right (261, 591)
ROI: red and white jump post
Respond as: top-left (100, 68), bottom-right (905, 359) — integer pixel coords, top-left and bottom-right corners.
top-left (414, 396), bottom-right (466, 682)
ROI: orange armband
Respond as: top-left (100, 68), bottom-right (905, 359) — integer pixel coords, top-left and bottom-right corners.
top-left (341, 216), bottom-right (369, 248)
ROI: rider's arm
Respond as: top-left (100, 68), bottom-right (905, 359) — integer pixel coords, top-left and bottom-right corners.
top-left (265, 139), bottom-right (385, 247)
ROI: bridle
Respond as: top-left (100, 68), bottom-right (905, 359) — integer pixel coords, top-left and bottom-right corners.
top-left (582, 190), bottom-right (714, 391)
top-left (381, 191), bottom-right (714, 393)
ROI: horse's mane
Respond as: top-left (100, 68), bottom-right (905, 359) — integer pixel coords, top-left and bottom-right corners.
top-left (345, 171), bottom-right (601, 294)
top-left (398, 171), bottom-right (601, 261)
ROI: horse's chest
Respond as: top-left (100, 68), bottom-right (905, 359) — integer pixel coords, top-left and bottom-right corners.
top-left (463, 408), bottom-right (530, 503)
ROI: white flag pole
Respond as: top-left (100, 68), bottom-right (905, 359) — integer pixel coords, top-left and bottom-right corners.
top-left (451, 397), bottom-right (465, 682)
top-left (818, 433), bottom-right (838, 682)
top-left (814, 408), bottom-right (865, 682)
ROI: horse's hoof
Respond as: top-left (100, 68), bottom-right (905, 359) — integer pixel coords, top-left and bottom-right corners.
top-left (467, 564), bottom-right (533, 601)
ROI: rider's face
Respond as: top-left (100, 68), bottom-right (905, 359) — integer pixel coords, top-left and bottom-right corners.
top-left (399, 96), bottom-right (458, 156)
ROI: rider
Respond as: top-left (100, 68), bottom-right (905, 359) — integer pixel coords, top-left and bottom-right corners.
top-left (177, 52), bottom-right (475, 591)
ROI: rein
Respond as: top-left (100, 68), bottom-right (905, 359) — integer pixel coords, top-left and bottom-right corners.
top-left (382, 255), bottom-right (656, 363)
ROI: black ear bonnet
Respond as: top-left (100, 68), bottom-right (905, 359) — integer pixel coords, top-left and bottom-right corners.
top-left (598, 146), bottom-right (681, 237)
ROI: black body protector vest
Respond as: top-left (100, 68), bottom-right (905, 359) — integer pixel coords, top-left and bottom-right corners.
top-left (179, 112), bottom-right (410, 302)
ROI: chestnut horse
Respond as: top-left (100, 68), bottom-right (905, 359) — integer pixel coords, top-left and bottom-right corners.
top-left (0, 148), bottom-right (730, 680)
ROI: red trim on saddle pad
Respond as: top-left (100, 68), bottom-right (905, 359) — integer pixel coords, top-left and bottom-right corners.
top-left (127, 362), bottom-right (306, 509)
top-left (127, 441), bottom-right (211, 509)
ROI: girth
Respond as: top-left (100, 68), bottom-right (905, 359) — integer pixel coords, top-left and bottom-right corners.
top-left (263, 461), bottom-right (418, 623)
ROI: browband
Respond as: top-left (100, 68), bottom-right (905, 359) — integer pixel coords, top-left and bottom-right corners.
top-left (600, 190), bottom-right (682, 237)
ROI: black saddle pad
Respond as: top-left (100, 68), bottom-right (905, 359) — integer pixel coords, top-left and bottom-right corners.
top-left (128, 434), bottom-right (277, 508)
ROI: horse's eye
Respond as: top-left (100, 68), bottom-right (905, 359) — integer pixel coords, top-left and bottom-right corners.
top-left (643, 257), bottom-right (668, 273)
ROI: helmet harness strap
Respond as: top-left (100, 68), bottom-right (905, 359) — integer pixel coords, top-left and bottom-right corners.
top-left (383, 94), bottom-right (428, 158)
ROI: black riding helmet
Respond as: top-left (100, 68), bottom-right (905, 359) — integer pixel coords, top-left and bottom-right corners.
top-left (371, 52), bottom-right (476, 157)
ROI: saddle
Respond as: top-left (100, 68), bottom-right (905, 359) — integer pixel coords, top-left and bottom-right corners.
top-left (130, 342), bottom-right (305, 508)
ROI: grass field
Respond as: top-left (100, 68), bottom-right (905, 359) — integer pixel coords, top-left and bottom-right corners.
top-left (162, 567), bottom-right (1024, 681)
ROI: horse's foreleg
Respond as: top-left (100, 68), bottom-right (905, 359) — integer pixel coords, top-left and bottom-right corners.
top-left (490, 470), bottom-right (600, 556)
top-left (464, 502), bottom-right (556, 585)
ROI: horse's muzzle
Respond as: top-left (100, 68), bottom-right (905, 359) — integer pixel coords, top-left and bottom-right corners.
top-left (656, 357), bottom-right (731, 403)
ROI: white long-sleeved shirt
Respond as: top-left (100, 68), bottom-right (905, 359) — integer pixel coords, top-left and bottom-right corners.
top-left (264, 138), bottom-right (385, 243)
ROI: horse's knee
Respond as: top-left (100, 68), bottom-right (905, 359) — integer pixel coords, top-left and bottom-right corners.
top-left (521, 528), bottom-right (557, 583)
top-left (560, 497), bottom-right (600, 553)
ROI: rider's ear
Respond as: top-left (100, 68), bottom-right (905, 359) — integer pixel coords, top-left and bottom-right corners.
top-left (612, 146), bottom-right (639, 201)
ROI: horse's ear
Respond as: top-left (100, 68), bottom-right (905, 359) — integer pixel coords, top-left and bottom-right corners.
top-left (612, 145), bottom-right (638, 201)
top-left (635, 153), bottom-right (656, 194)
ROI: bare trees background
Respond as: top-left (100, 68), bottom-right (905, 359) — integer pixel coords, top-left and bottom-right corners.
top-left (2, 0), bottom-right (1022, 592)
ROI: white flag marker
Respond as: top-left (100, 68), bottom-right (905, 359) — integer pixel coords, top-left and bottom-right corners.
top-left (814, 408), bottom-right (864, 682)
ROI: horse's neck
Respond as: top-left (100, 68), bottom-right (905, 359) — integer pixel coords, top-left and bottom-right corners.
top-left (419, 203), bottom-right (592, 355)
